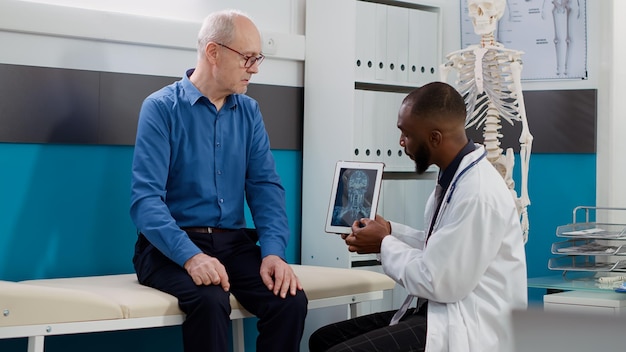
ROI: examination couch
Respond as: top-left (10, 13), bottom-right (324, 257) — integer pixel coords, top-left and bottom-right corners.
top-left (0, 264), bottom-right (395, 352)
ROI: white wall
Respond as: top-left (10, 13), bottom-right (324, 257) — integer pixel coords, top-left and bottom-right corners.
top-left (597, 1), bottom-right (626, 221)
top-left (19, 0), bottom-right (306, 34)
top-left (1, 0), bottom-right (305, 86)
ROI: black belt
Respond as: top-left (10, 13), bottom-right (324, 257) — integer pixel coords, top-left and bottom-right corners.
top-left (181, 227), bottom-right (234, 234)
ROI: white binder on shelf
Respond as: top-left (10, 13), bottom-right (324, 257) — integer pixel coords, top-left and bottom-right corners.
top-left (355, 1), bottom-right (376, 82)
top-left (360, 89), bottom-right (377, 162)
top-left (416, 9), bottom-right (439, 86)
top-left (386, 5), bottom-right (409, 84)
top-left (353, 89), bottom-right (365, 162)
top-left (374, 3), bottom-right (388, 82)
top-left (385, 92), bottom-right (407, 171)
top-left (407, 8), bottom-right (423, 85)
top-left (372, 91), bottom-right (390, 164)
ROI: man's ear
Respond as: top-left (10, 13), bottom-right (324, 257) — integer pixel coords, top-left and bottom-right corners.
top-left (205, 42), bottom-right (219, 63)
top-left (429, 129), bottom-right (442, 148)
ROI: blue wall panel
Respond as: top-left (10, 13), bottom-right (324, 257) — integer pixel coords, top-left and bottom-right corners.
top-left (0, 141), bottom-right (594, 349)
top-left (0, 143), bottom-right (302, 352)
top-left (0, 143), bottom-right (137, 280)
top-left (522, 153), bottom-right (597, 304)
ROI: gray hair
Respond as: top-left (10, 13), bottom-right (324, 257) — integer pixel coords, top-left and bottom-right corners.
top-left (197, 9), bottom-right (251, 59)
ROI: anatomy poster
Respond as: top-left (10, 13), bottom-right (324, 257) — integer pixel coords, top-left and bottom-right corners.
top-left (460, 0), bottom-right (587, 81)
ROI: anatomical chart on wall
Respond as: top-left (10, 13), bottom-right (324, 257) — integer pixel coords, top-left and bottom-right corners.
top-left (461, 0), bottom-right (587, 81)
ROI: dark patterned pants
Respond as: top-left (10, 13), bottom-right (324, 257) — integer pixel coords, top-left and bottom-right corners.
top-left (309, 307), bottom-right (427, 352)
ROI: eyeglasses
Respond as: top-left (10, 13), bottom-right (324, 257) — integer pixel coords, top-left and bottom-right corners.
top-left (217, 43), bottom-right (265, 68)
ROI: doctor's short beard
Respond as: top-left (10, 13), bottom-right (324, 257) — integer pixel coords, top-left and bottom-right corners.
top-left (411, 141), bottom-right (431, 175)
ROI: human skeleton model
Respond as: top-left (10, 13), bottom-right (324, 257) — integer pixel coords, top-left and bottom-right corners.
top-left (542, 0), bottom-right (581, 76)
top-left (440, 0), bottom-right (533, 242)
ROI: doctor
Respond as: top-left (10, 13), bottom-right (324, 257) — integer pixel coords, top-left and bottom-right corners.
top-left (309, 81), bottom-right (527, 352)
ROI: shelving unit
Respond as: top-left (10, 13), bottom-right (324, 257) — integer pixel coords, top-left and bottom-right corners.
top-left (300, 0), bottom-right (442, 332)
top-left (302, 0), bottom-right (441, 268)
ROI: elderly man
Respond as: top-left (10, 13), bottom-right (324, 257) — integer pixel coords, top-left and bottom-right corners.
top-left (130, 9), bottom-right (307, 352)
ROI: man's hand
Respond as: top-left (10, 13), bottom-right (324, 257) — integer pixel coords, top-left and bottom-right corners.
top-left (341, 215), bottom-right (391, 254)
top-left (184, 253), bottom-right (230, 291)
top-left (260, 255), bottom-right (302, 298)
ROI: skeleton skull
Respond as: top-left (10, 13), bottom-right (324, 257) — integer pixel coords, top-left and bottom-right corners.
top-left (467, 0), bottom-right (506, 36)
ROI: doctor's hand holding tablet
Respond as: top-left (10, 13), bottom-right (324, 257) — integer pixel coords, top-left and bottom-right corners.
top-left (341, 215), bottom-right (391, 254)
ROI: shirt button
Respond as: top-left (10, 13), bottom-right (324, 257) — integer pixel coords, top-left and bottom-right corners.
top-left (219, 199), bottom-right (224, 203)
top-left (216, 142), bottom-right (221, 147)
top-left (217, 170), bottom-right (222, 175)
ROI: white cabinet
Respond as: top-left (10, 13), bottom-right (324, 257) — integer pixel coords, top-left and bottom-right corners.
top-left (544, 290), bottom-right (626, 315)
top-left (301, 0), bottom-right (442, 317)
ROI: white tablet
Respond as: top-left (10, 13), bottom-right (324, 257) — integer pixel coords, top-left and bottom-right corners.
top-left (325, 161), bottom-right (384, 234)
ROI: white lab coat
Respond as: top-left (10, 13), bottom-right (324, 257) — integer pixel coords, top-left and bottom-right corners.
top-left (381, 145), bottom-right (527, 352)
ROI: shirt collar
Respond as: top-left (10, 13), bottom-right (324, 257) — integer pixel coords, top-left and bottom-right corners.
top-left (182, 69), bottom-right (203, 105)
top-left (438, 139), bottom-right (476, 190)
top-left (181, 68), bottom-right (237, 110)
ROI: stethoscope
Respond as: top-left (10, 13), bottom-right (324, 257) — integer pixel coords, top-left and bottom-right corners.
top-left (427, 149), bottom-right (487, 242)
top-left (445, 149), bottom-right (488, 204)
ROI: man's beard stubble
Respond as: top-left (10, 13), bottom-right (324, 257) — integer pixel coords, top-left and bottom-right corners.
top-left (412, 142), bottom-right (431, 175)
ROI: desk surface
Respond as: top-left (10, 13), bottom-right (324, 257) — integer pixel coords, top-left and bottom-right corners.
top-left (528, 273), bottom-right (625, 292)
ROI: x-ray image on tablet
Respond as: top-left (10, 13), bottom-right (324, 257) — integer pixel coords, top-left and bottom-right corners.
top-left (325, 161), bottom-right (384, 234)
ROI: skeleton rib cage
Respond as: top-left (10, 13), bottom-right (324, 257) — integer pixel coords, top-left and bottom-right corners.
top-left (446, 46), bottom-right (524, 131)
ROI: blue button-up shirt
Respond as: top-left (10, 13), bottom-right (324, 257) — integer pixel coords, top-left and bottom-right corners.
top-left (130, 69), bottom-right (289, 267)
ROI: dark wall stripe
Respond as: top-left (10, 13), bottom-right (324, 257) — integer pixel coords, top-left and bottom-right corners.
top-left (98, 72), bottom-right (177, 145)
top-left (0, 63), bottom-right (303, 150)
top-left (465, 89), bottom-right (597, 153)
top-left (0, 64), bottom-right (594, 153)
top-left (247, 84), bottom-right (303, 151)
top-left (0, 64), bottom-right (100, 144)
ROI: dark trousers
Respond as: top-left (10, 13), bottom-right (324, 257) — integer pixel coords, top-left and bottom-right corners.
top-left (309, 307), bottom-right (427, 352)
top-left (133, 230), bottom-right (308, 352)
